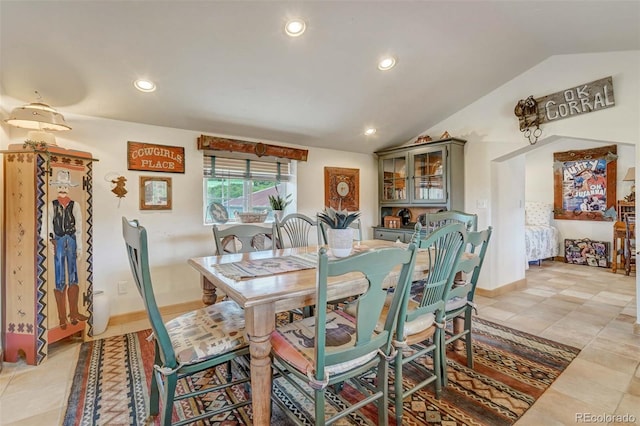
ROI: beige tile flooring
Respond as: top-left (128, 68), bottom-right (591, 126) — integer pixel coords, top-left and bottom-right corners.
top-left (0, 261), bottom-right (638, 425)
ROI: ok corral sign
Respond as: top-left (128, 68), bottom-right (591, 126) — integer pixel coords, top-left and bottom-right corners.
top-left (540, 76), bottom-right (614, 123)
top-left (127, 141), bottom-right (185, 173)
top-left (517, 76), bottom-right (615, 131)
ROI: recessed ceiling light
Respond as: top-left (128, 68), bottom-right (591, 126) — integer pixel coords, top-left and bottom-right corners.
top-left (377, 56), bottom-right (397, 71)
top-left (285, 18), bottom-right (306, 37)
top-left (134, 79), bottom-right (156, 92)
top-left (365, 128), bottom-right (377, 136)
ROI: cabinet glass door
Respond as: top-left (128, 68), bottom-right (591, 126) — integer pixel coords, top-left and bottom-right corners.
top-left (381, 155), bottom-right (407, 203)
top-left (412, 148), bottom-right (446, 203)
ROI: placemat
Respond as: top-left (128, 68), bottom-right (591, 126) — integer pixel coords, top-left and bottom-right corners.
top-left (212, 254), bottom-right (318, 280)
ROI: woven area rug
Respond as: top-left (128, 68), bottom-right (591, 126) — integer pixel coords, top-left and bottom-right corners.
top-left (63, 317), bottom-right (579, 425)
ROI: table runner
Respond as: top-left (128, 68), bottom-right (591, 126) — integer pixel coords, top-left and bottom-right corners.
top-left (211, 244), bottom-right (378, 280)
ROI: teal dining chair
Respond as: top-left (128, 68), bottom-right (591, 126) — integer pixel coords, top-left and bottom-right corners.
top-left (123, 217), bottom-right (251, 425)
top-left (442, 226), bottom-right (492, 384)
top-left (271, 243), bottom-right (418, 425)
top-left (276, 213), bottom-right (323, 321)
top-left (392, 222), bottom-right (466, 423)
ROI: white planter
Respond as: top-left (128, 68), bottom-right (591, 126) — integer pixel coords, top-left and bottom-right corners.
top-left (328, 228), bottom-right (353, 257)
top-left (273, 210), bottom-right (283, 222)
top-left (93, 290), bottom-right (111, 335)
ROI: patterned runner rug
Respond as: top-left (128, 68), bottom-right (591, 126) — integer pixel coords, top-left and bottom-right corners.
top-left (63, 317), bottom-right (579, 425)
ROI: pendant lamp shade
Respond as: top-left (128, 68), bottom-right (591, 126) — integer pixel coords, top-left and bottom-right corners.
top-left (5, 101), bottom-right (71, 131)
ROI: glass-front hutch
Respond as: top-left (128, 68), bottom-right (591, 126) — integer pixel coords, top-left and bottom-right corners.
top-left (374, 137), bottom-right (466, 241)
top-left (380, 153), bottom-right (408, 204)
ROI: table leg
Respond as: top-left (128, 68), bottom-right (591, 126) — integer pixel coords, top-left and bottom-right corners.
top-left (201, 276), bottom-right (218, 305)
top-left (245, 303), bottom-right (276, 425)
top-left (453, 317), bottom-right (465, 351)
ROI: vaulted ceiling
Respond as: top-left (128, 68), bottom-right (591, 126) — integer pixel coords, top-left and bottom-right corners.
top-left (1, 1), bottom-right (638, 153)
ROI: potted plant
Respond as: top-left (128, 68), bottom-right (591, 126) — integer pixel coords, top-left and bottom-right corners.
top-left (268, 187), bottom-right (292, 221)
top-left (317, 207), bottom-right (361, 257)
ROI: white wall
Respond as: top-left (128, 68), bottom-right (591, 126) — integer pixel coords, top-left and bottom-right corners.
top-left (420, 50), bottom-right (639, 291)
top-left (0, 106), bottom-right (378, 317)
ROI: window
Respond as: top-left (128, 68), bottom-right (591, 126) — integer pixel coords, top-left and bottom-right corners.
top-left (203, 156), bottom-right (292, 224)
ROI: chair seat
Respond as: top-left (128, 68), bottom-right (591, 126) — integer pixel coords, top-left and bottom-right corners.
top-left (165, 300), bottom-right (247, 365)
top-left (343, 293), bottom-right (435, 338)
top-left (271, 310), bottom-right (378, 376)
top-left (445, 296), bottom-right (468, 312)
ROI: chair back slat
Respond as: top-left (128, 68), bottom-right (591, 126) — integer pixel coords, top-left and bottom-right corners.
top-left (466, 226), bottom-right (493, 294)
top-left (212, 223), bottom-right (277, 254)
top-left (276, 213), bottom-right (321, 248)
top-left (423, 210), bottom-right (478, 234)
top-left (407, 223), bottom-right (466, 324)
top-left (122, 217), bottom-right (177, 367)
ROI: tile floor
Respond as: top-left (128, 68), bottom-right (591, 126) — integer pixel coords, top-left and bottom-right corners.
top-left (0, 261), bottom-right (638, 425)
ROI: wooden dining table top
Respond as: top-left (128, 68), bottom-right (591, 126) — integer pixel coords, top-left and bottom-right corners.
top-left (187, 239), bottom-right (431, 311)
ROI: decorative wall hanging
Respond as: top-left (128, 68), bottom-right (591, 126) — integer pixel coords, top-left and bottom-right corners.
top-left (553, 145), bottom-right (617, 221)
top-left (127, 141), bottom-right (185, 173)
top-left (324, 167), bottom-right (359, 211)
top-left (105, 172), bottom-right (128, 207)
top-left (197, 135), bottom-right (309, 162)
top-left (140, 176), bottom-right (172, 210)
top-left (515, 76), bottom-right (615, 145)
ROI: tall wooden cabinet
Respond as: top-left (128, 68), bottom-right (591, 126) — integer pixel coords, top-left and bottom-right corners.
top-left (2, 144), bottom-right (97, 365)
top-left (374, 137), bottom-right (466, 241)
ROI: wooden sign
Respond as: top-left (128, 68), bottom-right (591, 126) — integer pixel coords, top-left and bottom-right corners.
top-left (517, 76), bottom-right (615, 131)
top-left (197, 135), bottom-right (308, 162)
top-left (127, 141), bottom-right (185, 173)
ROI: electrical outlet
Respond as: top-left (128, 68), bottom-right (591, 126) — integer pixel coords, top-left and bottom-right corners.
top-left (476, 199), bottom-right (488, 209)
top-left (118, 280), bottom-right (128, 295)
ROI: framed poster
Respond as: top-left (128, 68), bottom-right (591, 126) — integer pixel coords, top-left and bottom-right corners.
top-left (324, 167), bottom-right (359, 211)
top-left (553, 145), bottom-right (617, 221)
top-left (140, 176), bottom-right (172, 210)
top-left (564, 238), bottom-right (609, 268)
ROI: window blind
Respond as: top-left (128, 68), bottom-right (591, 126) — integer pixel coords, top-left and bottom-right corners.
top-left (203, 156), bottom-right (291, 181)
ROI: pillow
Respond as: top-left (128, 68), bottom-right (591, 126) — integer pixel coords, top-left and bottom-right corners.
top-left (525, 201), bottom-right (552, 226)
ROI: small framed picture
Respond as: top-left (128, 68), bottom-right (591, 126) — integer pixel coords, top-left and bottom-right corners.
top-left (140, 176), bottom-right (172, 210)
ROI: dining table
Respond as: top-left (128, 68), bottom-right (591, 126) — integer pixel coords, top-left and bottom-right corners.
top-left (188, 239), bottom-right (435, 424)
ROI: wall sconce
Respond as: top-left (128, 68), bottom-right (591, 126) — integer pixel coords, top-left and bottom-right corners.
top-left (4, 91), bottom-right (71, 146)
top-left (623, 167), bottom-right (635, 202)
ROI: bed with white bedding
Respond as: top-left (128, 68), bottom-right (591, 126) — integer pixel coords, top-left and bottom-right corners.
top-left (525, 201), bottom-right (559, 265)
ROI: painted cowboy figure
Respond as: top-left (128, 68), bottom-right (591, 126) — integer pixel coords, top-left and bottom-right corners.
top-left (47, 170), bottom-right (88, 329)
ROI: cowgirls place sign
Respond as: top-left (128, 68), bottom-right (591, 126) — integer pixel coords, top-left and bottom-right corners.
top-left (127, 141), bottom-right (185, 173)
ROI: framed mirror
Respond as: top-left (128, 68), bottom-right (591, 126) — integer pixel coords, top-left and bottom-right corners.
top-left (140, 176), bottom-right (172, 210)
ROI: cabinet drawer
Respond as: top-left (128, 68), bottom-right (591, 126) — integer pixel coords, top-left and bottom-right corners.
top-left (374, 229), bottom-right (406, 242)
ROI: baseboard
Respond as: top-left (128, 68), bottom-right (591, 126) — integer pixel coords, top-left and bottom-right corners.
top-left (476, 278), bottom-right (527, 298)
top-left (108, 300), bottom-right (205, 326)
